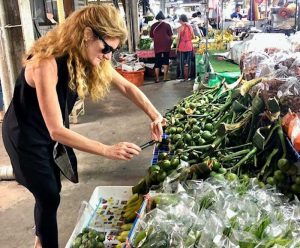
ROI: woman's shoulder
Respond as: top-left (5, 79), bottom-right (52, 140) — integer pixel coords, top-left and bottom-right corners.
top-left (25, 56), bottom-right (57, 74)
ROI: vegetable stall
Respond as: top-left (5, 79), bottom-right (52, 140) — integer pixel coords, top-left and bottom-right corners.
top-left (67, 34), bottom-right (300, 248)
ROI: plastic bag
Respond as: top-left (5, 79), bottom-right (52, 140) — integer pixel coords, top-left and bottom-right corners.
top-left (289, 32), bottom-right (300, 52)
top-left (278, 77), bottom-right (300, 97)
top-left (131, 179), bottom-right (300, 248)
top-left (290, 55), bottom-right (300, 77)
top-left (241, 51), bottom-right (270, 80)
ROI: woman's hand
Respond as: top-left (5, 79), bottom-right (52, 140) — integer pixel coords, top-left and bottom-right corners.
top-left (150, 116), bottom-right (167, 142)
top-left (103, 142), bottom-right (141, 160)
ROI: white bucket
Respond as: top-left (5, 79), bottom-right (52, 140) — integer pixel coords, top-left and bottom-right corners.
top-left (0, 166), bottom-right (15, 180)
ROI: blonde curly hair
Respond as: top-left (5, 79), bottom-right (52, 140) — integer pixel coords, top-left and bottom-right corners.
top-left (24, 4), bottom-right (128, 101)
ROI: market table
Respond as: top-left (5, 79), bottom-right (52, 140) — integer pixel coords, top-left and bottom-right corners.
top-left (195, 50), bottom-right (241, 86)
top-left (136, 48), bottom-right (200, 59)
top-left (136, 49), bottom-right (177, 59)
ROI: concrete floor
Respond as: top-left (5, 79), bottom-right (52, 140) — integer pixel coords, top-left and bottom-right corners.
top-left (0, 79), bottom-right (193, 248)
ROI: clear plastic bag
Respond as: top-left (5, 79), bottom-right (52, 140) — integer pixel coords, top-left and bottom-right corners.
top-left (242, 51), bottom-right (270, 80)
top-left (131, 178), bottom-right (300, 248)
top-left (289, 32), bottom-right (300, 52)
top-left (277, 77), bottom-right (300, 97)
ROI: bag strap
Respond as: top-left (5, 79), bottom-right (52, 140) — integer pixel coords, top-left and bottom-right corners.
top-left (153, 21), bottom-right (163, 34)
top-left (64, 88), bottom-right (69, 128)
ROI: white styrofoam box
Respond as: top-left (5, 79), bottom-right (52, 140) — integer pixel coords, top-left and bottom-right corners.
top-left (65, 186), bottom-right (133, 248)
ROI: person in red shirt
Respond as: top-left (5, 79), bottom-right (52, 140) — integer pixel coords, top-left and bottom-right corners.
top-left (176, 14), bottom-right (195, 81)
top-left (150, 11), bottom-right (173, 83)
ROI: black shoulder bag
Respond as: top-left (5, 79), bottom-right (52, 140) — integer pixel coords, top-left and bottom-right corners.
top-left (53, 92), bottom-right (79, 183)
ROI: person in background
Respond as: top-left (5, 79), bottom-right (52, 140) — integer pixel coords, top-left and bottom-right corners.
top-left (231, 5), bottom-right (243, 19)
top-left (2, 5), bottom-right (165, 248)
top-left (0, 80), bottom-right (3, 122)
top-left (191, 11), bottom-right (210, 36)
top-left (150, 11), bottom-right (173, 83)
top-left (191, 13), bottom-right (201, 37)
top-left (176, 14), bottom-right (195, 81)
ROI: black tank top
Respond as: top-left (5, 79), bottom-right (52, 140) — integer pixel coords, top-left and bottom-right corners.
top-left (3, 55), bottom-right (78, 160)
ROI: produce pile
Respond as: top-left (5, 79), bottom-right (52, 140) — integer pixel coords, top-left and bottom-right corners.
top-left (116, 194), bottom-right (144, 248)
top-left (71, 228), bottom-right (105, 248)
top-left (241, 51), bottom-right (300, 81)
top-left (138, 38), bottom-right (152, 50)
top-left (133, 179), bottom-right (300, 248)
top-left (197, 29), bottom-right (235, 54)
top-left (133, 78), bottom-right (300, 198)
top-left (71, 194), bottom-right (143, 248)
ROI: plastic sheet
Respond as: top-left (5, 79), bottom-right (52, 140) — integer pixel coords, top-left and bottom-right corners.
top-left (289, 32), bottom-right (300, 52)
top-left (131, 179), bottom-right (300, 248)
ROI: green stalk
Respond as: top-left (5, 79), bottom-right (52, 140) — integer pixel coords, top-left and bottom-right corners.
top-left (265, 124), bottom-right (279, 145)
top-left (219, 112), bottom-right (252, 134)
top-left (254, 154), bottom-right (257, 168)
top-left (184, 144), bottom-right (211, 152)
top-left (231, 111), bottom-right (236, 124)
top-left (211, 135), bottom-right (226, 148)
top-left (239, 77), bottom-right (263, 96)
top-left (214, 112), bottom-right (232, 130)
top-left (246, 95), bottom-right (265, 143)
top-left (277, 126), bottom-right (287, 158)
top-left (222, 149), bottom-right (251, 161)
top-left (259, 148), bottom-right (279, 177)
top-left (230, 147), bottom-right (258, 171)
top-left (215, 143), bottom-right (252, 152)
top-left (213, 100), bottom-right (233, 119)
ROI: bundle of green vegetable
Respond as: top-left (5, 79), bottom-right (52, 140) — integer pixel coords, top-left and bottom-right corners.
top-left (138, 38), bottom-right (152, 50)
top-left (133, 78), bottom-right (300, 198)
top-left (132, 179), bottom-right (300, 248)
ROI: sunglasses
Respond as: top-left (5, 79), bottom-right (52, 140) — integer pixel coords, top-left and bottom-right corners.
top-left (90, 27), bottom-right (118, 54)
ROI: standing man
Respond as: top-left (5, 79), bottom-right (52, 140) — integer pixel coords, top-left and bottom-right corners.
top-left (231, 5), bottom-right (243, 19)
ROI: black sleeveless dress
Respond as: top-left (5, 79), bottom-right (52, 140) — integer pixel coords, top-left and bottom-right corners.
top-left (2, 55), bottom-right (78, 187)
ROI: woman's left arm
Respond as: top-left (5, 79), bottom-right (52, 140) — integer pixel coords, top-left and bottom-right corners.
top-left (111, 68), bottom-right (166, 141)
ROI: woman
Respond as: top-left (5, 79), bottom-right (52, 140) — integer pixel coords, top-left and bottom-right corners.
top-left (2, 5), bottom-right (165, 248)
top-left (150, 11), bottom-right (173, 83)
top-left (176, 14), bottom-right (195, 81)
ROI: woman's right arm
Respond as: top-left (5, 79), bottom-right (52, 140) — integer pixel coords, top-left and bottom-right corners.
top-left (30, 58), bottom-right (140, 160)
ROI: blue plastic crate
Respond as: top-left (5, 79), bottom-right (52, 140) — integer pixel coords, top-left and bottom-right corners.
top-left (151, 134), bottom-right (170, 165)
top-left (286, 136), bottom-right (300, 162)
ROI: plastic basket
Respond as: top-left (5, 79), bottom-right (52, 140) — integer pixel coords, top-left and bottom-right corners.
top-left (286, 136), bottom-right (300, 162)
top-left (151, 134), bottom-right (169, 165)
top-left (116, 68), bottom-right (145, 87)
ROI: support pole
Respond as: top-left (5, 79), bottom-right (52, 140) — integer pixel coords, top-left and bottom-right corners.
top-left (17, 0), bottom-right (35, 52)
top-left (0, 1), bottom-right (17, 110)
top-left (0, 0), bottom-right (34, 110)
top-left (57, 0), bottom-right (65, 23)
top-left (161, 0), bottom-right (166, 14)
top-left (125, 0), bottom-right (139, 52)
top-left (296, 0), bottom-right (300, 30)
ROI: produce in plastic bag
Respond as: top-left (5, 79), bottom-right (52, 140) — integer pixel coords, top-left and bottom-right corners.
top-left (277, 77), bottom-right (300, 112)
top-left (289, 32), bottom-right (300, 52)
top-left (131, 179), bottom-right (300, 248)
top-left (241, 51), bottom-right (270, 80)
